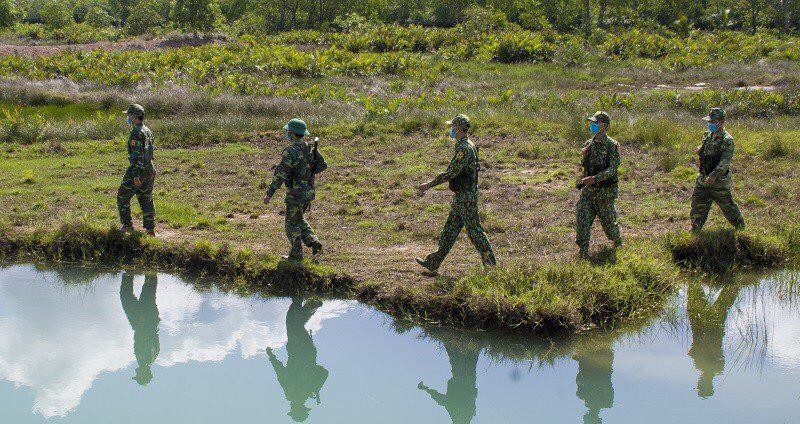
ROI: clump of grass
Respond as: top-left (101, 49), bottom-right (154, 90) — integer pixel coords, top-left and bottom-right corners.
top-left (761, 134), bottom-right (796, 160)
top-left (357, 248), bottom-right (677, 334)
top-left (667, 228), bottom-right (789, 273)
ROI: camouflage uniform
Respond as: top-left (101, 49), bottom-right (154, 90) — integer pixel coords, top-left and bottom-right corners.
top-left (690, 127), bottom-right (745, 233)
top-left (419, 116), bottom-right (496, 272)
top-left (117, 112), bottom-right (156, 231)
top-left (576, 133), bottom-right (622, 254)
top-left (267, 124), bottom-right (327, 260)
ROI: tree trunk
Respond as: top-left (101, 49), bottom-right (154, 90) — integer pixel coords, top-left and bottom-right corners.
top-left (583, 0), bottom-right (592, 34)
top-left (750, 0), bottom-right (758, 34)
top-left (598, 0), bottom-right (607, 28)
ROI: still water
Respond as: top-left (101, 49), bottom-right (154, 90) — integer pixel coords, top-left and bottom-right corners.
top-left (0, 264), bottom-right (798, 423)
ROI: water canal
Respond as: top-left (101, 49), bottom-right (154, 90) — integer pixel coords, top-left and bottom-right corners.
top-left (0, 264), bottom-right (798, 423)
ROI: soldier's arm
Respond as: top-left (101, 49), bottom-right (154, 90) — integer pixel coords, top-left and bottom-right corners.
top-left (128, 131), bottom-right (147, 178)
top-left (709, 136), bottom-right (734, 180)
top-left (594, 144), bottom-right (620, 182)
top-left (313, 149), bottom-right (328, 174)
top-left (428, 146), bottom-right (468, 188)
top-left (266, 148), bottom-right (293, 197)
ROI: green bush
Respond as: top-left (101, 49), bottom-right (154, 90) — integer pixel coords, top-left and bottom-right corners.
top-left (83, 4), bottom-right (113, 28)
top-left (492, 32), bottom-right (556, 63)
top-left (126, 0), bottom-right (169, 35)
top-left (0, 0), bottom-right (14, 28)
top-left (39, 0), bottom-right (73, 29)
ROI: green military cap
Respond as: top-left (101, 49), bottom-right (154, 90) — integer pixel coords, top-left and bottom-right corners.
top-left (123, 103), bottom-right (145, 117)
top-left (446, 114), bottom-right (471, 129)
top-left (284, 118), bottom-right (310, 136)
top-left (702, 107), bottom-right (726, 121)
top-left (587, 111), bottom-right (611, 125)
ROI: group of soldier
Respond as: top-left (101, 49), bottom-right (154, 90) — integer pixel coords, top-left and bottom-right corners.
top-left (118, 103), bottom-right (745, 275)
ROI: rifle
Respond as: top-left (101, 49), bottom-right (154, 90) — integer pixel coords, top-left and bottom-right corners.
top-left (309, 137), bottom-right (320, 188)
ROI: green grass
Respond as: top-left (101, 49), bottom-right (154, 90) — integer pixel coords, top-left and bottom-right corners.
top-left (667, 228), bottom-right (795, 273)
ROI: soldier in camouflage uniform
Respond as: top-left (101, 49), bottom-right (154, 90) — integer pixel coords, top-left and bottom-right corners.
top-left (264, 118), bottom-right (327, 261)
top-left (690, 107), bottom-right (745, 233)
top-left (118, 104), bottom-right (157, 237)
top-left (575, 111), bottom-right (622, 258)
top-left (415, 114), bottom-right (496, 276)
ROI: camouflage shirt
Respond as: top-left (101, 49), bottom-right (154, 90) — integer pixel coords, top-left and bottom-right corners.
top-left (698, 130), bottom-right (734, 188)
top-left (267, 139), bottom-right (328, 204)
top-left (127, 124), bottom-right (155, 178)
top-left (429, 136), bottom-right (479, 198)
top-left (582, 134), bottom-right (620, 191)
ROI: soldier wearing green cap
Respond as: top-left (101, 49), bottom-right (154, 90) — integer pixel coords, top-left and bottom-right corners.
top-left (415, 114), bottom-right (496, 275)
top-left (575, 111), bottom-right (622, 258)
top-left (690, 107), bottom-right (745, 232)
top-left (264, 118), bottom-right (327, 261)
top-left (118, 103), bottom-right (156, 236)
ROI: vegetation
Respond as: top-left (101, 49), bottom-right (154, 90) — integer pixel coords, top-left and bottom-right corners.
top-left (667, 228), bottom-right (796, 272)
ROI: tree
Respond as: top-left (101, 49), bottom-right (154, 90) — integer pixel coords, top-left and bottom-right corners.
top-left (172, 0), bottom-right (221, 33)
top-left (39, 0), bottom-right (73, 28)
top-left (126, 0), bottom-right (169, 34)
top-left (0, 0), bottom-right (15, 28)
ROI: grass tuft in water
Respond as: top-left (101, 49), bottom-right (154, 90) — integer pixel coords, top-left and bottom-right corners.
top-left (667, 228), bottom-right (790, 273)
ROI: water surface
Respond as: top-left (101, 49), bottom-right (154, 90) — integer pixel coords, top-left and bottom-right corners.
top-left (0, 264), bottom-right (798, 423)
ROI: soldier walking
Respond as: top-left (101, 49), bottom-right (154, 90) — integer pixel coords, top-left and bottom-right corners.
top-left (264, 118), bottom-right (327, 261)
top-left (690, 107), bottom-right (745, 233)
top-left (118, 104), bottom-right (156, 236)
top-left (415, 114), bottom-right (496, 276)
top-left (575, 111), bottom-right (622, 258)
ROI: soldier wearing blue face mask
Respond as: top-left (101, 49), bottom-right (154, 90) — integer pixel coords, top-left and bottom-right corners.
top-left (575, 111), bottom-right (622, 258)
top-left (690, 107), bottom-right (745, 233)
top-left (118, 103), bottom-right (156, 236)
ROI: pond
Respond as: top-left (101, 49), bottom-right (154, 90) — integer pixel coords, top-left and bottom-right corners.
top-left (0, 264), bottom-right (798, 423)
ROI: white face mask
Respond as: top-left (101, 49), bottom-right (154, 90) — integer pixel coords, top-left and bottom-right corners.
top-left (126, 116), bottom-right (133, 126)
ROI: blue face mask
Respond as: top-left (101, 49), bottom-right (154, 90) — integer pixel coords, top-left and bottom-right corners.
top-left (589, 122), bottom-right (600, 135)
top-left (286, 132), bottom-right (293, 141)
top-left (449, 128), bottom-right (456, 139)
top-left (708, 123), bottom-right (718, 133)
top-left (126, 116), bottom-right (133, 126)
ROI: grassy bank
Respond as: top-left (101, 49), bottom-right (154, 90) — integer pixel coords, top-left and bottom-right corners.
top-left (0, 222), bottom-right (681, 334)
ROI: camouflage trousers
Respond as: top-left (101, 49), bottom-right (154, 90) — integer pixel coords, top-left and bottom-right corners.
top-left (423, 194), bottom-right (496, 271)
top-left (576, 188), bottom-right (621, 253)
top-left (690, 182), bottom-right (745, 233)
top-left (285, 201), bottom-right (319, 260)
top-left (117, 167), bottom-right (156, 230)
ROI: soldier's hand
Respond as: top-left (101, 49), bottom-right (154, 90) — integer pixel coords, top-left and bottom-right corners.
top-left (417, 381), bottom-right (427, 390)
top-left (263, 194), bottom-right (272, 204)
top-left (581, 176), bottom-right (597, 186)
top-left (704, 176), bottom-right (715, 185)
top-left (695, 145), bottom-right (702, 154)
top-left (133, 177), bottom-right (142, 187)
top-left (417, 183), bottom-right (430, 197)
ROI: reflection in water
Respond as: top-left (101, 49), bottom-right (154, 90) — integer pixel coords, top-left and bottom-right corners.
top-left (686, 284), bottom-right (740, 398)
top-left (418, 340), bottom-right (479, 424)
top-left (267, 297), bottom-right (329, 422)
top-left (573, 342), bottom-right (614, 424)
top-left (120, 273), bottom-right (161, 386)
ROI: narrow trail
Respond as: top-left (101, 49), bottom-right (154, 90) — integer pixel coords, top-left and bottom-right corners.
top-left (0, 35), bottom-right (227, 58)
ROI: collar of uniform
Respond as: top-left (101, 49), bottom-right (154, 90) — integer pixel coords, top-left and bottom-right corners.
top-left (456, 136), bottom-right (470, 144)
top-left (592, 134), bottom-right (608, 145)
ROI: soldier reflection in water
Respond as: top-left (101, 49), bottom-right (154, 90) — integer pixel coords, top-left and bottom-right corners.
top-left (267, 297), bottom-right (329, 422)
top-left (687, 284), bottom-right (740, 398)
top-left (573, 340), bottom-right (614, 424)
top-left (120, 272), bottom-right (160, 386)
top-left (417, 338), bottom-right (479, 424)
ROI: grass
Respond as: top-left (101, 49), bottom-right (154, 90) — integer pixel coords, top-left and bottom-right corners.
top-left (667, 228), bottom-right (795, 273)
top-left (1, 29), bottom-right (799, 335)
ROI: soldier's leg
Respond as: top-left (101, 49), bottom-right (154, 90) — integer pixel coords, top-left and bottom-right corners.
top-left (136, 175), bottom-right (156, 230)
top-left (461, 198), bottom-right (497, 267)
top-left (575, 193), bottom-right (596, 255)
top-left (596, 198), bottom-right (622, 246)
top-left (711, 187), bottom-right (746, 230)
top-left (423, 201), bottom-right (464, 271)
top-left (690, 183), bottom-right (713, 233)
top-left (117, 171), bottom-right (136, 228)
top-left (284, 203), bottom-right (305, 260)
top-left (297, 204), bottom-right (320, 247)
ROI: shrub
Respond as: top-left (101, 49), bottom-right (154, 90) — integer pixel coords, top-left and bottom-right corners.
top-left (0, 109), bottom-right (46, 144)
top-left (39, 0), bottom-right (73, 29)
top-left (667, 228), bottom-right (788, 272)
top-left (761, 134), bottom-right (795, 160)
top-left (83, 4), bottom-right (113, 28)
top-left (127, 0), bottom-right (169, 35)
top-left (0, 0), bottom-right (14, 28)
top-left (492, 32), bottom-right (556, 63)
